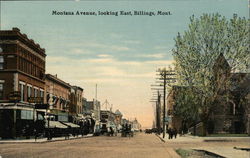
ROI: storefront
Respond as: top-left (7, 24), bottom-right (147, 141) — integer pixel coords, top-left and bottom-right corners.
top-left (0, 102), bottom-right (36, 139)
top-left (49, 109), bottom-right (69, 122)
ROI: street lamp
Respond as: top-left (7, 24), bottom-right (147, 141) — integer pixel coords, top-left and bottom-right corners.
top-left (44, 110), bottom-right (54, 140)
top-left (44, 109), bottom-right (51, 127)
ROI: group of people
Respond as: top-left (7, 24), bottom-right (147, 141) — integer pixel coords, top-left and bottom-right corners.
top-left (121, 124), bottom-right (133, 137)
top-left (167, 128), bottom-right (177, 139)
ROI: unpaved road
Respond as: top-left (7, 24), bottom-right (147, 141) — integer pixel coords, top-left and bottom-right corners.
top-left (0, 133), bottom-right (178, 158)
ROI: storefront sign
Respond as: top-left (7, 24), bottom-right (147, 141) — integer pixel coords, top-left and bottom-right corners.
top-left (8, 91), bottom-right (21, 102)
top-left (28, 97), bottom-right (43, 103)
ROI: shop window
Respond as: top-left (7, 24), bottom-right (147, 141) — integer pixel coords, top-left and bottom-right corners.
top-left (58, 115), bottom-right (68, 122)
top-left (0, 56), bottom-right (4, 69)
top-left (21, 110), bottom-right (33, 120)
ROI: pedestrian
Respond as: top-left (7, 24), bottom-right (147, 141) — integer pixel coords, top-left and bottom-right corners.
top-left (173, 128), bottom-right (177, 139)
top-left (109, 127), bottom-right (114, 136)
top-left (47, 129), bottom-right (51, 140)
top-left (168, 128), bottom-right (173, 139)
top-left (34, 129), bottom-right (37, 141)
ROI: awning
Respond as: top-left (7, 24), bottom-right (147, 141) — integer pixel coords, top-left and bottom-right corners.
top-left (45, 121), bottom-right (68, 129)
top-left (63, 122), bottom-right (80, 128)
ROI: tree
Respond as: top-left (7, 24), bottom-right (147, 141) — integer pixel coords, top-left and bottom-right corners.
top-left (173, 86), bottom-right (200, 135)
top-left (172, 13), bottom-right (250, 136)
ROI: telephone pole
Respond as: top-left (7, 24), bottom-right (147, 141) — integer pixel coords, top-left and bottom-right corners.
top-left (156, 67), bottom-right (176, 138)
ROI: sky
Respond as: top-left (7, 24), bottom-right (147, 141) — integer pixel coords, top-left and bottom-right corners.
top-left (0, 0), bottom-right (248, 128)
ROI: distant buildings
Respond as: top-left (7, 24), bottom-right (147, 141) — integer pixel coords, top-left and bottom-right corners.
top-left (114, 109), bottom-right (122, 126)
top-left (0, 27), bottom-right (141, 138)
top-left (71, 86), bottom-right (83, 114)
top-left (131, 118), bottom-right (141, 131)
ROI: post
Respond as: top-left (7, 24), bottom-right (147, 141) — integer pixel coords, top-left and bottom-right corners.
top-left (157, 91), bottom-right (161, 135)
top-left (163, 70), bottom-right (166, 138)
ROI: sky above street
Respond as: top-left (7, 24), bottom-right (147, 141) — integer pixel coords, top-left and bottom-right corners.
top-left (1, 0), bottom-right (248, 128)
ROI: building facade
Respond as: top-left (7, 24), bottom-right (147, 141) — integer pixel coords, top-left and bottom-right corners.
top-left (210, 54), bottom-right (250, 134)
top-left (45, 74), bottom-right (71, 122)
top-left (71, 86), bottom-right (83, 114)
top-left (0, 27), bottom-right (46, 103)
top-left (0, 28), bottom-right (46, 138)
top-left (114, 109), bottom-right (123, 126)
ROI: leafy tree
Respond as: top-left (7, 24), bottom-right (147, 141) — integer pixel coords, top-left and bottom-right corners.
top-left (173, 86), bottom-right (200, 135)
top-left (172, 13), bottom-right (250, 136)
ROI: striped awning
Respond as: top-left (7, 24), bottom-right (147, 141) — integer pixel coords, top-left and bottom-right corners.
top-left (45, 121), bottom-right (68, 129)
top-left (63, 122), bottom-right (80, 128)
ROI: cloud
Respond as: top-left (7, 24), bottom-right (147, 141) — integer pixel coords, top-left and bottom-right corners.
top-left (145, 59), bottom-right (174, 65)
top-left (71, 42), bottom-right (131, 52)
top-left (87, 58), bottom-right (114, 63)
top-left (97, 54), bottom-right (112, 58)
top-left (46, 55), bottom-right (174, 82)
top-left (110, 45), bottom-right (130, 51)
top-left (154, 46), bottom-right (171, 50)
top-left (141, 53), bottom-right (166, 59)
top-left (71, 48), bottom-right (92, 55)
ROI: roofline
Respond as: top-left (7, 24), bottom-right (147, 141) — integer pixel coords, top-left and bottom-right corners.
top-left (0, 27), bottom-right (46, 56)
top-left (45, 74), bottom-right (71, 88)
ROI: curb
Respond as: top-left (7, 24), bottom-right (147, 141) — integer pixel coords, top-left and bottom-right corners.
top-left (0, 135), bottom-right (93, 144)
top-left (194, 149), bottom-right (226, 158)
top-left (155, 134), bottom-right (165, 143)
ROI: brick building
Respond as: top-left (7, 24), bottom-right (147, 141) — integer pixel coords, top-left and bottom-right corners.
top-left (0, 27), bottom-right (46, 103)
top-left (70, 86), bottom-right (83, 114)
top-left (0, 28), bottom-right (46, 138)
top-left (210, 54), bottom-right (250, 134)
top-left (45, 74), bottom-right (71, 122)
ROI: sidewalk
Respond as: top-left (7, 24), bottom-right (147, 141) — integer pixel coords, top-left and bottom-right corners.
top-left (0, 134), bottom-right (93, 144)
top-left (156, 133), bottom-right (250, 158)
top-left (157, 133), bottom-right (250, 143)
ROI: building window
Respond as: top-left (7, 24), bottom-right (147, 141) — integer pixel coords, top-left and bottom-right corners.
top-left (0, 56), bottom-right (4, 69)
top-left (19, 83), bottom-right (24, 101)
top-left (40, 90), bottom-right (44, 103)
top-left (0, 83), bottom-right (3, 99)
top-left (40, 90), bottom-right (44, 98)
top-left (34, 88), bottom-right (38, 97)
top-left (27, 86), bottom-right (32, 98)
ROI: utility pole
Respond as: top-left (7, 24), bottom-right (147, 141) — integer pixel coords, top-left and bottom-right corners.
top-left (156, 68), bottom-right (176, 138)
top-left (156, 91), bottom-right (161, 135)
top-left (95, 84), bottom-right (97, 101)
top-left (162, 70), bottom-right (166, 138)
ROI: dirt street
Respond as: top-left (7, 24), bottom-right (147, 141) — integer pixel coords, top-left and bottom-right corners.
top-left (0, 133), bottom-right (178, 158)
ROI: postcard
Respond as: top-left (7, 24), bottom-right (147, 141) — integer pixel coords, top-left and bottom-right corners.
top-left (0, 0), bottom-right (249, 158)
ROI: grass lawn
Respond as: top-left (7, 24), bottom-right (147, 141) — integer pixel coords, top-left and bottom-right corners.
top-left (175, 148), bottom-right (218, 158)
top-left (175, 149), bottom-right (192, 158)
